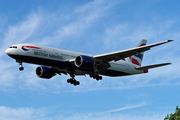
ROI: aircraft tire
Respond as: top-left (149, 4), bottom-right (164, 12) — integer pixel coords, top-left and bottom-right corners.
top-left (76, 81), bottom-right (80, 85)
top-left (67, 79), bottom-right (71, 83)
top-left (19, 67), bottom-right (24, 71)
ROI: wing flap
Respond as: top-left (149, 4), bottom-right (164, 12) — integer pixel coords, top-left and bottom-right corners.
top-left (135, 63), bottom-right (171, 70)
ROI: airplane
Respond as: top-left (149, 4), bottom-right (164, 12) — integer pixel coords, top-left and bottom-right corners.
top-left (5, 39), bottom-right (173, 86)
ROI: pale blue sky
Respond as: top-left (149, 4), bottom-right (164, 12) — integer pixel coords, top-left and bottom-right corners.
top-left (0, 0), bottom-right (180, 119)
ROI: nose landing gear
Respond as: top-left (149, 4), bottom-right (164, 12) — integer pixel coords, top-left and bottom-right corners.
top-left (19, 66), bottom-right (24, 71)
top-left (16, 60), bottom-right (24, 71)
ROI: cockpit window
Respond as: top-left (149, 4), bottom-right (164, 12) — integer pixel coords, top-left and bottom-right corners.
top-left (9, 46), bottom-right (17, 48)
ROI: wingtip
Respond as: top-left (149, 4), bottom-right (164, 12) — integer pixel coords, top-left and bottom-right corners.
top-left (164, 63), bottom-right (172, 66)
top-left (167, 40), bottom-right (174, 42)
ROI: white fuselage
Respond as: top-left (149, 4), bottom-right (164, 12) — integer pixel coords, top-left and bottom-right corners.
top-left (6, 44), bottom-right (145, 77)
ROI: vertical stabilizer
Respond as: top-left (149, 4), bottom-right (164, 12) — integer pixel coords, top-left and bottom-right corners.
top-left (126, 39), bottom-right (147, 66)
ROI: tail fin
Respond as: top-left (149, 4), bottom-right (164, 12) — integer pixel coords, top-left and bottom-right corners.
top-left (126, 39), bottom-right (147, 66)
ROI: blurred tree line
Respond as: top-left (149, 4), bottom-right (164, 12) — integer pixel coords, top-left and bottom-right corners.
top-left (164, 106), bottom-right (180, 120)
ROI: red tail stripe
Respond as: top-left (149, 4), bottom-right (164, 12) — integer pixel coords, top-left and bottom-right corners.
top-left (138, 43), bottom-right (146, 47)
top-left (129, 56), bottom-right (141, 66)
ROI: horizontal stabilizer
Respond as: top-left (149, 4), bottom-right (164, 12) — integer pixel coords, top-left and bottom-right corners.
top-left (135, 63), bottom-right (171, 70)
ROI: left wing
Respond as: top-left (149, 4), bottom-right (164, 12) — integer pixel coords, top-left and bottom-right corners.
top-left (93, 40), bottom-right (173, 62)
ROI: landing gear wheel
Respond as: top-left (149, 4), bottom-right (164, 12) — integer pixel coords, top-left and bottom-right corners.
top-left (99, 76), bottom-right (102, 80)
top-left (19, 67), bottom-right (24, 71)
top-left (16, 60), bottom-right (24, 71)
top-left (76, 81), bottom-right (80, 85)
top-left (73, 81), bottom-right (80, 86)
top-left (93, 75), bottom-right (103, 81)
top-left (70, 79), bottom-right (75, 84)
top-left (96, 77), bottom-right (100, 81)
top-left (67, 79), bottom-right (70, 83)
top-left (67, 78), bottom-right (80, 86)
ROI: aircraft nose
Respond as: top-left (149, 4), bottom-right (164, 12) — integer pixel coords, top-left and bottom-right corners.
top-left (5, 48), bottom-right (18, 55)
top-left (5, 48), bottom-right (10, 55)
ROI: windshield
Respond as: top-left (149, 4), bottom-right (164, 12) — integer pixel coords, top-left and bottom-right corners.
top-left (9, 46), bottom-right (17, 48)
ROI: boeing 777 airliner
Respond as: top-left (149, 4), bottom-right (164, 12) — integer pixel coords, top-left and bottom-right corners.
top-left (5, 40), bottom-right (173, 86)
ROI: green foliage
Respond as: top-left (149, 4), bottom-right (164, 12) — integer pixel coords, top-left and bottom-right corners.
top-left (164, 106), bottom-right (180, 120)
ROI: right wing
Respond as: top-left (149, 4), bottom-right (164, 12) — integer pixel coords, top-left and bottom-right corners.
top-left (93, 40), bottom-right (173, 62)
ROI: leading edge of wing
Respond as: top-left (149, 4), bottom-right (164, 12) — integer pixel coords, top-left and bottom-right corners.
top-left (93, 40), bottom-right (173, 62)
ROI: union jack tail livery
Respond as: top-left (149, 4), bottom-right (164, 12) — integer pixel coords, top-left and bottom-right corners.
top-left (126, 39), bottom-right (147, 66)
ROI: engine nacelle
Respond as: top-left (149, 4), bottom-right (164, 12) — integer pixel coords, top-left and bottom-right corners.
top-left (36, 66), bottom-right (55, 79)
top-left (75, 55), bottom-right (94, 68)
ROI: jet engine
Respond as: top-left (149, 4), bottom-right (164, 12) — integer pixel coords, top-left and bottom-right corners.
top-left (36, 66), bottom-right (55, 79)
top-left (75, 55), bottom-right (94, 68)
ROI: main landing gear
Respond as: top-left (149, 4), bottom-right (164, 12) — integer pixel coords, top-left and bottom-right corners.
top-left (90, 74), bottom-right (103, 81)
top-left (16, 60), bottom-right (24, 71)
top-left (67, 78), bottom-right (80, 86)
top-left (67, 74), bottom-right (80, 86)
